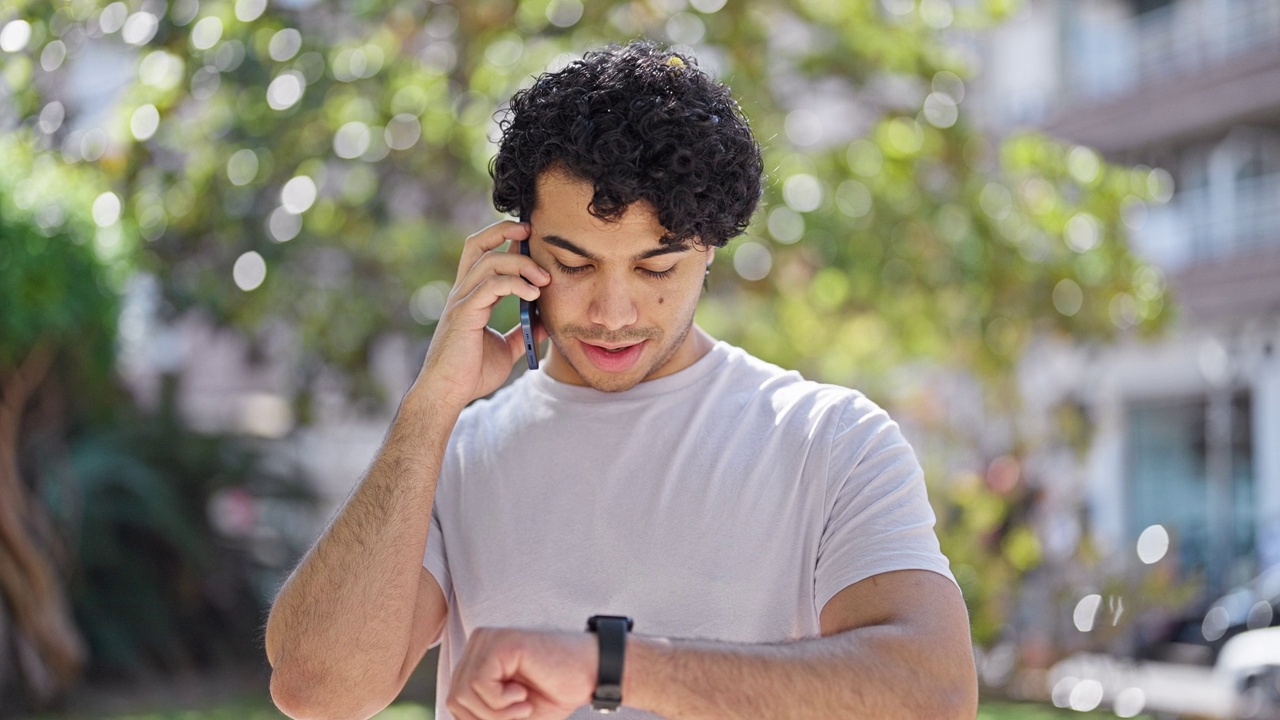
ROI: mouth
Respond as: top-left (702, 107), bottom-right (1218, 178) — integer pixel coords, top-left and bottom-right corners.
top-left (578, 339), bottom-right (647, 373)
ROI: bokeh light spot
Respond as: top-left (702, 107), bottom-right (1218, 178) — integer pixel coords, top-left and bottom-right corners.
top-left (1136, 524), bottom-right (1169, 564)
top-left (1051, 677), bottom-right (1078, 708)
top-left (1052, 278), bottom-right (1083, 317)
top-left (410, 282), bottom-right (451, 325)
top-left (546, 0), bottom-right (584, 28)
top-left (885, 118), bottom-right (924, 155)
top-left (733, 241), bottom-right (773, 281)
top-left (1069, 679), bottom-right (1103, 712)
top-left (1202, 606), bottom-right (1230, 642)
top-left (267, 71), bottom-right (305, 110)
top-left (666, 13), bottom-right (706, 46)
top-left (920, 0), bottom-right (954, 29)
top-left (227, 148), bottom-right (260, 186)
top-left (234, 0), bottom-right (267, 23)
top-left (1148, 168), bottom-right (1175, 203)
top-left (782, 174), bottom-right (823, 213)
top-left (932, 70), bottom-right (965, 103)
top-left (267, 207), bottom-right (301, 242)
top-left (785, 109), bottom-right (824, 147)
top-left (40, 40), bottom-right (67, 71)
top-left (334, 121), bottom-right (371, 159)
top-left (767, 206), bottom-right (804, 244)
top-left (281, 175), bottom-right (317, 214)
top-left (38, 101), bottom-right (65, 134)
top-left (191, 16), bottom-right (223, 50)
top-left (385, 114), bottom-right (421, 151)
top-left (100, 3), bottom-right (128, 33)
top-left (140, 50), bottom-right (184, 90)
top-left (923, 93), bottom-right (958, 128)
top-left (1068, 146), bottom-right (1101, 185)
top-left (93, 192), bottom-right (122, 227)
top-left (836, 179), bottom-right (873, 218)
top-left (269, 28), bottom-right (302, 62)
top-left (171, 0), bottom-right (200, 26)
top-left (0, 20), bottom-right (32, 53)
top-left (81, 129), bottom-right (109, 162)
top-left (130, 104), bottom-right (160, 141)
top-left (1064, 212), bottom-right (1101, 252)
top-left (484, 35), bottom-right (524, 68)
top-left (1073, 594), bottom-right (1101, 632)
top-left (122, 12), bottom-right (160, 46)
top-left (1115, 687), bottom-right (1146, 718)
top-left (233, 251), bottom-right (267, 291)
top-left (1246, 600), bottom-right (1273, 630)
top-left (846, 140), bottom-right (883, 177)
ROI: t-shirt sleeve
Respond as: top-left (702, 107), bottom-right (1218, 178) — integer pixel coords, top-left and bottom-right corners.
top-left (813, 395), bottom-right (955, 614)
top-left (423, 503), bottom-right (452, 605)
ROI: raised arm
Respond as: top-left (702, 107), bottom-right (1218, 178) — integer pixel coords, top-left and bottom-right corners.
top-left (444, 569), bottom-right (976, 720)
top-left (264, 220), bottom-right (550, 720)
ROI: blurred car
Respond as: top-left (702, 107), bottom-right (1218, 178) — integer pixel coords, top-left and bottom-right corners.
top-left (1049, 566), bottom-right (1280, 719)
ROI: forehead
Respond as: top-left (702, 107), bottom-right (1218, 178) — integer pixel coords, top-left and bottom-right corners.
top-left (531, 169), bottom-right (668, 251)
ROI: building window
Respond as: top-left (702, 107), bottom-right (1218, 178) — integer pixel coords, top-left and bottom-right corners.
top-left (1127, 392), bottom-right (1255, 589)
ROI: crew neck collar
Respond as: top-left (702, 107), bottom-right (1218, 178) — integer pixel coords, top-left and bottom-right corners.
top-left (525, 340), bottom-right (733, 404)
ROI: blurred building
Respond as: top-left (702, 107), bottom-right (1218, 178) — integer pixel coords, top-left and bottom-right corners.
top-left (973, 0), bottom-right (1280, 597)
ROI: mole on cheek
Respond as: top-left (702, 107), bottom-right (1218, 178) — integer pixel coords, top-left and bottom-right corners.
top-left (658, 297), bottom-right (664, 305)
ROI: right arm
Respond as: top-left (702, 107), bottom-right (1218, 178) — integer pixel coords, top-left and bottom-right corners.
top-left (264, 220), bottom-right (549, 720)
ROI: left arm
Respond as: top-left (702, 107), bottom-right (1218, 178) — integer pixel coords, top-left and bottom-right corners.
top-left (445, 569), bottom-right (977, 720)
top-left (625, 569), bottom-right (977, 719)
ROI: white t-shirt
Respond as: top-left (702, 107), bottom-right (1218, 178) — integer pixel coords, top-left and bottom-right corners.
top-left (423, 341), bottom-right (953, 719)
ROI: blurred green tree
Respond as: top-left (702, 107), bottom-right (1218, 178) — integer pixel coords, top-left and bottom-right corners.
top-left (0, 0), bottom-right (1172, 705)
top-left (0, 136), bottom-right (119, 708)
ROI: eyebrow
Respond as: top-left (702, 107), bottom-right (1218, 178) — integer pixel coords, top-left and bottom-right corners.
top-left (541, 234), bottom-right (692, 262)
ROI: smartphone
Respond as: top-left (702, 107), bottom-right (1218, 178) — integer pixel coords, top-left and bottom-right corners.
top-left (518, 214), bottom-right (539, 370)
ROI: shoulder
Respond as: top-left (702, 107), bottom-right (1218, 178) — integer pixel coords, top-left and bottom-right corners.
top-left (717, 344), bottom-right (891, 439)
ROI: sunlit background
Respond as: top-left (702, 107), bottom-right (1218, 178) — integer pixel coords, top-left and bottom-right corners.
top-left (1, 0), bottom-right (1277, 718)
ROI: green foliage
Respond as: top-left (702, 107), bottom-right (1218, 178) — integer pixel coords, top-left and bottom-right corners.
top-left (0, 137), bottom-right (120, 411)
top-left (39, 389), bottom-right (316, 676)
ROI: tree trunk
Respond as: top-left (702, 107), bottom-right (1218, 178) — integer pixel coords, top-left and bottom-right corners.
top-left (0, 338), bottom-right (85, 711)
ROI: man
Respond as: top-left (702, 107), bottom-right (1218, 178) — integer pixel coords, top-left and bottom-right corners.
top-left (265, 41), bottom-right (977, 720)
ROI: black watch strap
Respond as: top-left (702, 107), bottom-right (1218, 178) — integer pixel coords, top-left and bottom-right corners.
top-left (587, 615), bottom-right (633, 713)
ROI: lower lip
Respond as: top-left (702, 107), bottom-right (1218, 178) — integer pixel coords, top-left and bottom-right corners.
top-left (579, 340), bottom-right (647, 373)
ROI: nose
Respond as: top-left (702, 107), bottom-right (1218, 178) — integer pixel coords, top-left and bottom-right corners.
top-left (586, 276), bottom-right (638, 331)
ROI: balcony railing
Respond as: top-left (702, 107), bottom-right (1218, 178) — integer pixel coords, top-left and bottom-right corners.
top-left (1133, 172), bottom-right (1280, 269)
top-left (1065, 0), bottom-right (1280, 101)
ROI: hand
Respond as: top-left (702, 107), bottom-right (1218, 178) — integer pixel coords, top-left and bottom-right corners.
top-left (447, 627), bottom-right (596, 720)
top-left (414, 221), bottom-right (550, 412)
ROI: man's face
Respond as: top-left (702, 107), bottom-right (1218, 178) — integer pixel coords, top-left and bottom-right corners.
top-left (529, 169), bottom-right (713, 392)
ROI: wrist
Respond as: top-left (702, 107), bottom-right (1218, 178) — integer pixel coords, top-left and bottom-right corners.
top-left (620, 634), bottom-right (672, 713)
top-left (401, 381), bottom-right (465, 424)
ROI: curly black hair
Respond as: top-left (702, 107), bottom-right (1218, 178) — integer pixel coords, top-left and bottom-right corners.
top-left (491, 40), bottom-right (764, 248)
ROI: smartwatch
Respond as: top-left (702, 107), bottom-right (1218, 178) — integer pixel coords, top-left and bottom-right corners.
top-left (586, 615), bottom-right (634, 713)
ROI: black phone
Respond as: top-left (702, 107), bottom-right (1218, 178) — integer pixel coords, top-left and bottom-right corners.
top-left (518, 214), bottom-right (539, 370)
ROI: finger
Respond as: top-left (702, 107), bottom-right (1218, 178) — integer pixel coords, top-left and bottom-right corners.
top-left (450, 691), bottom-right (491, 720)
top-left (472, 674), bottom-right (529, 712)
top-left (454, 251), bottom-right (549, 300)
top-left (455, 276), bottom-right (542, 320)
top-left (457, 221), bottom-right (531, 284)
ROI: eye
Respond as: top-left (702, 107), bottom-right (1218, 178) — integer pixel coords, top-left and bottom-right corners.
top-left (554, 259), bottom-right (591, 275)
top-left (639, 266), bottom-right (677, 280)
